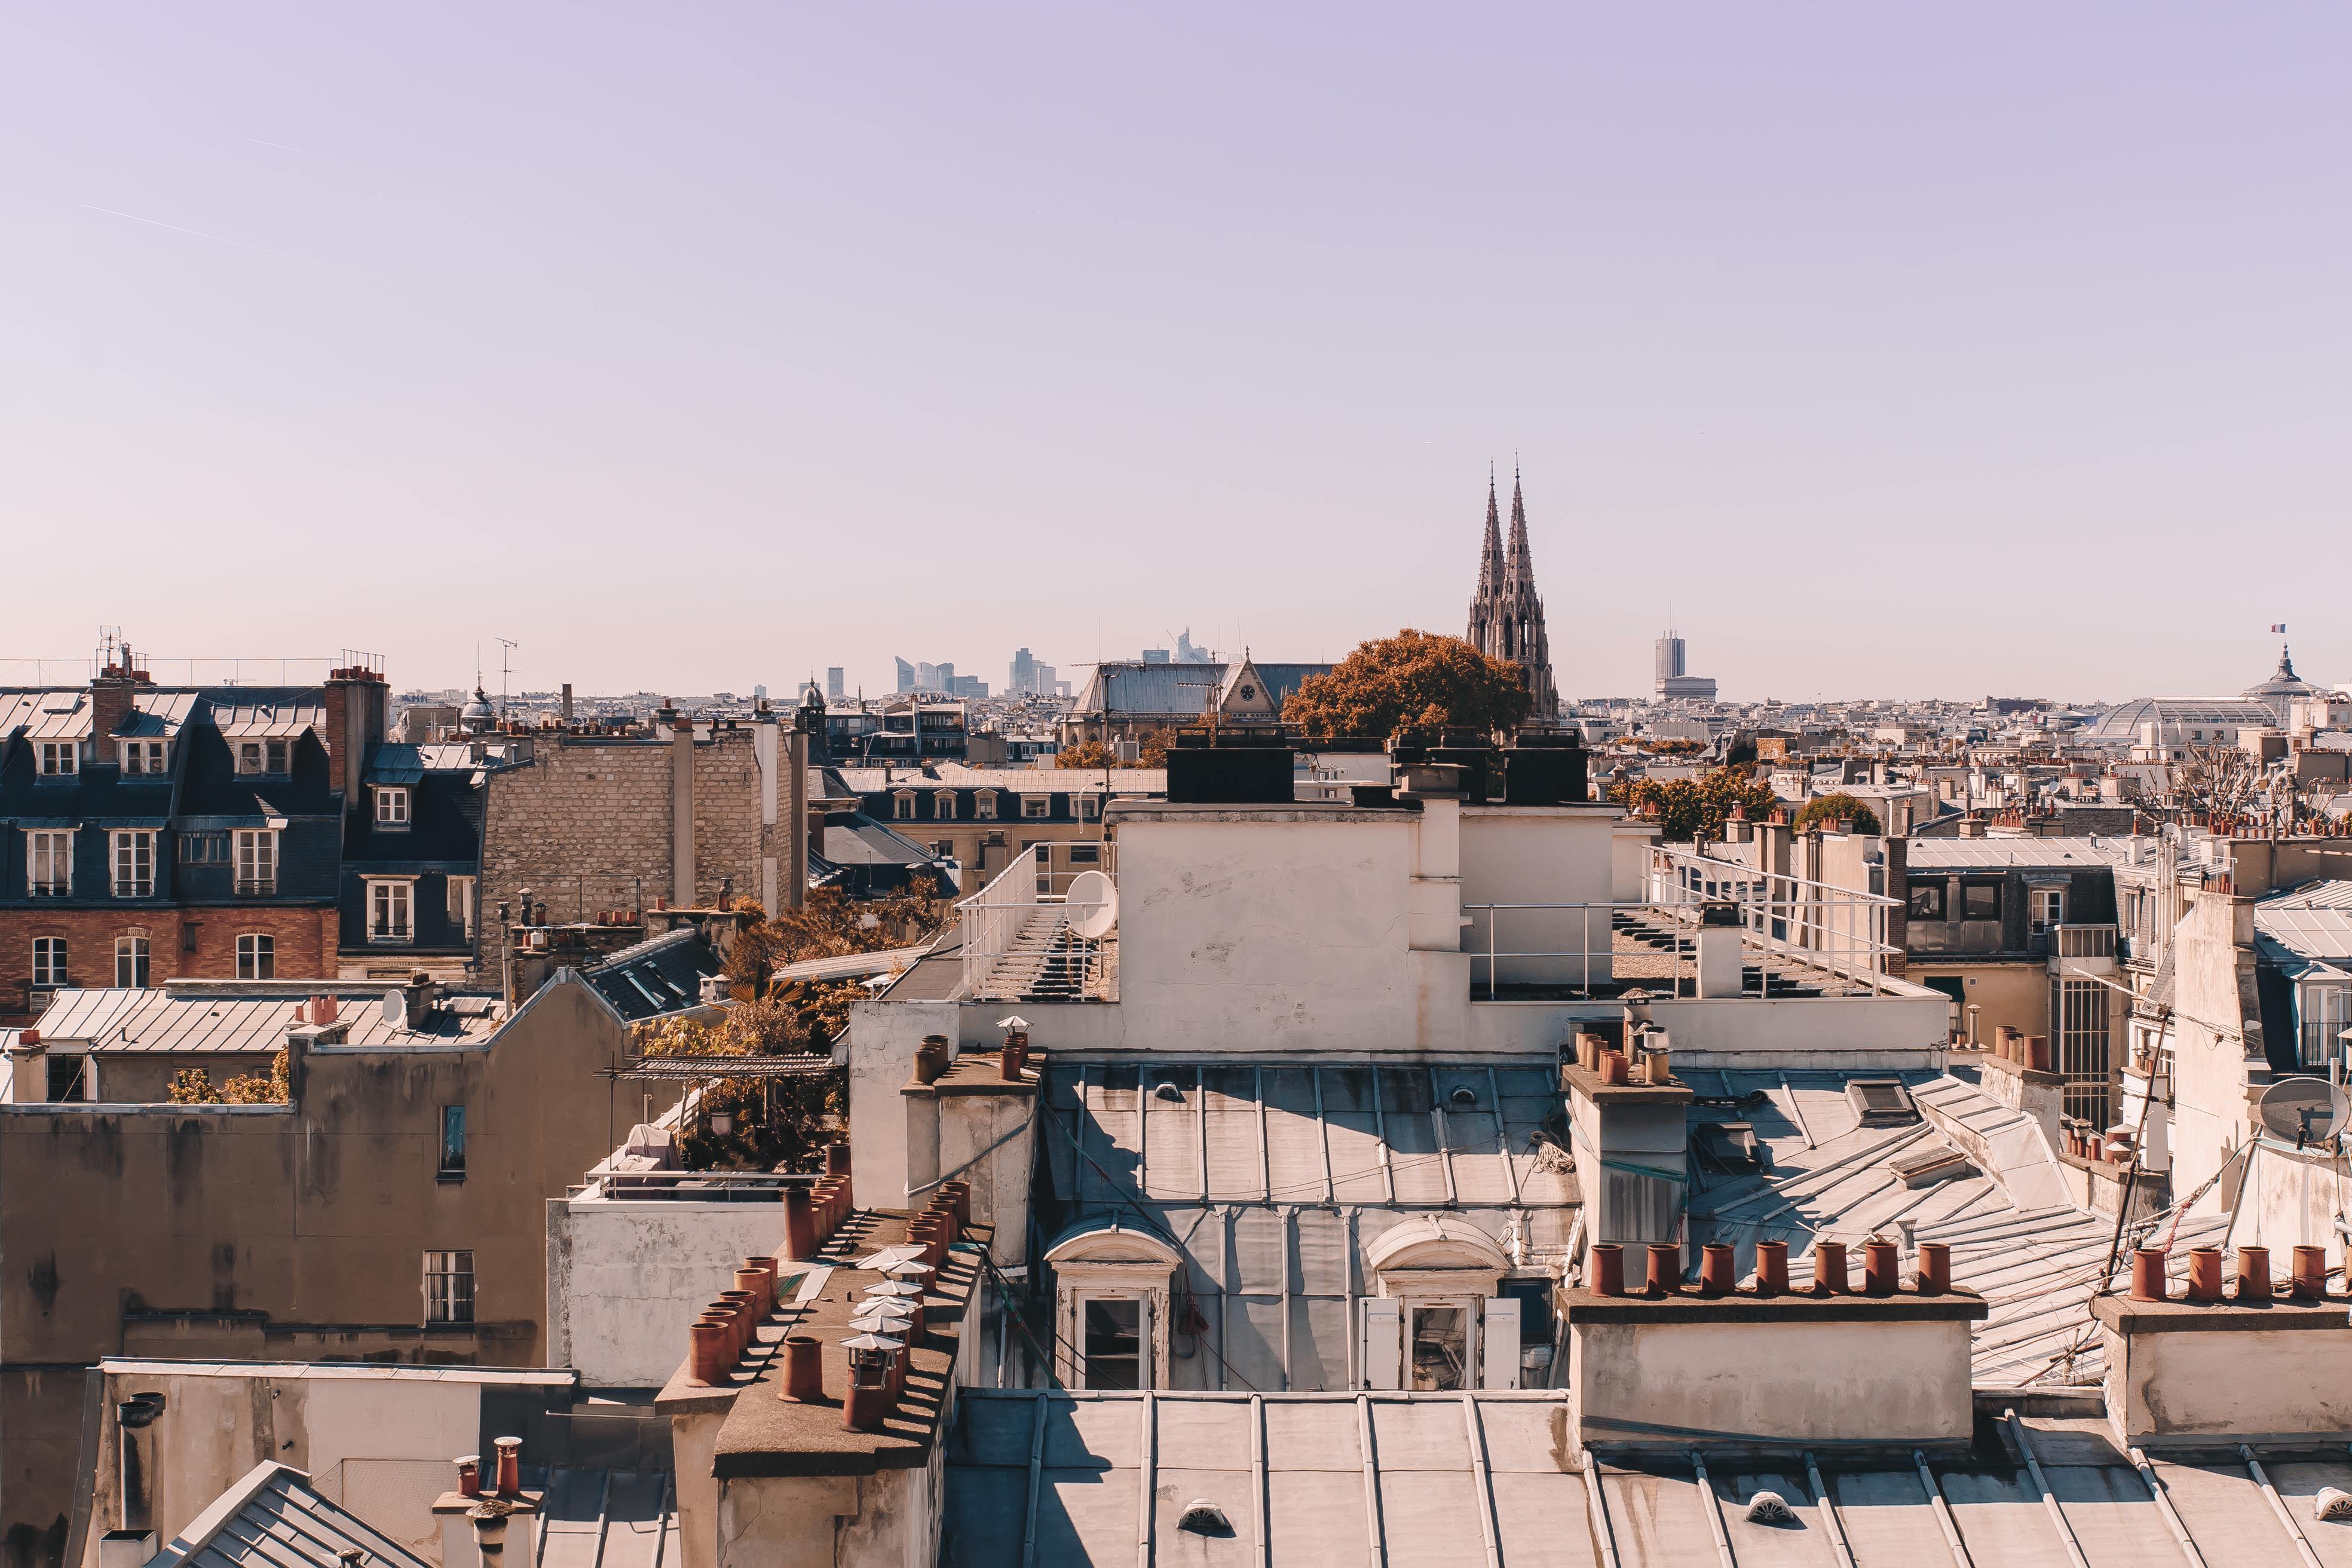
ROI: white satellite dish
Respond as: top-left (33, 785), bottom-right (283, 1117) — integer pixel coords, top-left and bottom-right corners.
top-left (1066, 869), bottom-right (1119, 940)
top-left (381, 991), bottom-right (406, 1025)
top-left (2255, 1076), bottom-right (2350, 1147)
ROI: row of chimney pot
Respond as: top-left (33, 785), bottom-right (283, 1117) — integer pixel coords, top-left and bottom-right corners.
top-left (2064, 1117), bottom-right (2134, 1165)
top-left (688, 1139), bottom-right (853, 1385)
top-left (2130, 1244), bottom-right (2339, 1304)
top-left (1572, 1032), bottom-right (1672, 1088)
top-left (838, 1183), bottom-right (970, 1432)
top-left (1988, 1027), bottom-right (2053, 1073)
top-left (452, 1436), bottom-right (525, 1499)
top-left (1001, 1024), bottom-right (1031, 1080)
top-left (1591, 1236), bottom-right (1952, 1298)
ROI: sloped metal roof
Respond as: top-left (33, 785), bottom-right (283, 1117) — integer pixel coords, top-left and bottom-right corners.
top-left (942, 1392), bottom-right (2334, 1566)
top-left (148, 1462), bottom-right (432, 1568)
top-left (1907, 838), bottom-right (2138, 869)
top-left (34, 986), bottom-right (504, 1052)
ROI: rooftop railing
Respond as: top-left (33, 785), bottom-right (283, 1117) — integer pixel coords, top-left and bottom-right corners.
top-left (957, 846), bottom-right (1117, 1002)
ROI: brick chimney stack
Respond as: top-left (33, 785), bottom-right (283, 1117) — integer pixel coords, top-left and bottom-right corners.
top-left (90, 645), bottom-right (149, 749)
top-left (324, 663), bottom-right (391, 813)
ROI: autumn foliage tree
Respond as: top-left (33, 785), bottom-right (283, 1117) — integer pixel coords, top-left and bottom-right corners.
top-left (1791, 794), bottom-right (1882, 836)
top-left (1607, 770), bottom-right (1781, 843)
top-left (1282, 630), bottom-right (1533, 746)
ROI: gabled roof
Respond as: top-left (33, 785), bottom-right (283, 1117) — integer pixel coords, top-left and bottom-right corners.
top-left (146, 1462), bottom-right (432, 1568)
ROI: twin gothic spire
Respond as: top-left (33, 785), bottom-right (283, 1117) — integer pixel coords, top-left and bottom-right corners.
top-left (1466, 467), bottom-right (1560, 718)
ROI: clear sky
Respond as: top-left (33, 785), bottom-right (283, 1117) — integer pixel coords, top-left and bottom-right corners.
top-left (4, 5), bottom-right (2345, 704)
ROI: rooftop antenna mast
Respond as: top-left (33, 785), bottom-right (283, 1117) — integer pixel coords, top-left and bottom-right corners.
top-left (497, 638), bottom-right (519, 718)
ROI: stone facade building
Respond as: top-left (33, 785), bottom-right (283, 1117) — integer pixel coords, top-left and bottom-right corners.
top-left (478, 706), bottom-right (808, 924)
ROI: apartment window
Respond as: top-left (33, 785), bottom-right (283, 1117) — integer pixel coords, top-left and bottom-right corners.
top-left (1079, 794), bottom-right (1101, 821)
top-left (234, 830), bottom-right (277, 895)
top-left (447, 875), bottom-right (477, 941)
top-left (893, 792), bottom-right (915, 820)
top-left (237, 738), bottom-right (292, 776)
top-left (2033, 888), bottom-right (2065, 935)
top-left (121, 740), bottom-right (167, 775)
top-left (375, 786), bottom-right (411, 827)
top-left (424, 1250), bottom-right (475, 1324)
top-left (439, 1106), bottom-right (467, 1178)
top-left (1021, 795), bottom-right (1051, 820)
top-left (32, 938), bottom-right (68, 987)
top-left (236, 933), bottom-right (275, 979)
top-left (369, 879), bottom-right (414, 942)
top-left (1408, 1303), bottom-right (1472, 1392)
top-left (2054, 977), bottom-right (2112, 1125)
top-left (1907, 883), bottom-right (1945, 921)
top-left (179, 832), bottom-right (228, 864)
top-left (2303, 984), bottom-right (2351, 1071)
top-left (975, 792), bottom-right (997, 820)
top-left (27, 831), bottom-right (73, 896)
top-left (37, 741), bottom-right (77, 777)
top-left (940, 792), bottom-right (959, 820)
top-left (112, 831), bottom-right (155, 897)
top-left (114, 934), bottom-right (150, 988)
top-left (1068, 843), bottom-right (1101, 865)
top-left (1961, 882), bottom-right (2001, 921)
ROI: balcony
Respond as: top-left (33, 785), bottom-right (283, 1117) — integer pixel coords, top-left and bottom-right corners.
top-left (27, 880), bottom-right (69, 899)
top-left (235, 878), bottom-right (277, 897)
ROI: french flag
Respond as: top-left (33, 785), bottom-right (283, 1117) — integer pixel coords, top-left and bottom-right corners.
top-left (2271, 623), bottom-right (2288, 634)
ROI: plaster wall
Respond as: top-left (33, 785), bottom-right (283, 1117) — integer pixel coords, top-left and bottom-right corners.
top-left (2224, 1141), bottom-right (2352, 1279)
top-left (1908, 963), bottom-right (2048, 1046)
top-left (1569, 1318), bottom-right (1972, 1451)
top-left (670, 1411), bottom-right (723, 1568)
top-left (2168, 893), bottom-right (2267, 1207)
top-left (547, 1201), bottom-right (790, 1389)
top-left (935, 1094), bottom-right (1036, 1269)
top-left (846, 1000), bottom-right (958, 1209)
top-left (1108, 815), bottom-right (1472, 1053)
top-left (2107, 1325), bottom-right (2352, 1440)
top-left (1459, 810), bottom-right (1616, 986)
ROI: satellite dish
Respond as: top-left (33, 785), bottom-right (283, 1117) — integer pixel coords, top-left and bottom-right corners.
top-left (1066, 869), bottom-right (1118, 940)
top-left (381, 991), bottom-right (406, 1025)
top-left (2255, 1076), bottom-right (2349, 1147)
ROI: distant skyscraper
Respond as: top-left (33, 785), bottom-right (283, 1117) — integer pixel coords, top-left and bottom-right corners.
top-left (826, 667), bottom-right (845, 700)
top-left (1175, 629), bottom-right (1213, 663)
top-left (894, 657), bottom-right (914, 694)
top-left (1655, 633), bottom-right (1686, 687)
top-left (1654, 629), bottom-right (1718, 701)
top-left (1465, 470), bottom-right (1560, 718)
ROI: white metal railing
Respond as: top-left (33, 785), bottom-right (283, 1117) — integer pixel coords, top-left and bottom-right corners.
top-left (957, 848), bottom-right (1117, 1001)
top-left (1465, 845), bottom-right (1903, 1000)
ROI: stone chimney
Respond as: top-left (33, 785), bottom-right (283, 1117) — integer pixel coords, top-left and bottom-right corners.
top-left (666, 708), bottom-right (697, 908)
top-left (324, 663), bottom-right (391, 811)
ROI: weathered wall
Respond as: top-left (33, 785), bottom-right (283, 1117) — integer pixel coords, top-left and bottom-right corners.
top-left (547, 1200), bottom-right (792, 1389)
top-left (0, 976), bottom-right (651, 1564)
top-left (0, 905), bottom-right (339, 1021)
top-left (2107, 1322), bottom-right (2352, 1440)
top-left (1569, 1318), bottom-right (1973, 1451)
top-left (1907, 961), bottom-right (2047, 1046)
top-left (479, 733), bottom-right (767, 922)
top-left (2169, 892), bottom-right (2266, 1207)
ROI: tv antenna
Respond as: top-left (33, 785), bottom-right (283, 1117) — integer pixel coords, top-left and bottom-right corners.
top-left (497, 638), bottom-right (519, 717)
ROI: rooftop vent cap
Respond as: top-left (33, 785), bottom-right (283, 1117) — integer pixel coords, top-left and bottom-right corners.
top-left (1153, 1080), bottom-right (1186, 1103)
top-left (1175, 1500), bottom-right (1233, 1537)
top-left (1448, 1086), bottom-right (1480, 1110)
top-left (1846, 1079), bottom-right (1921, 1126)
top-left (1745, 1492), bottom-right (1796, 1524)
top-left (2317, 1488), bottom-right (2352, 1522)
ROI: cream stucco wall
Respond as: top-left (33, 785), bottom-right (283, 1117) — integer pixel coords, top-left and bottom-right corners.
top-left (2105, 1323), bottom-right (2352, 1441)
top-left (547, 1200), bottom-right (792, 1388)
top-left (2168, 893), bottom-right (2268, 1207)
top-left (1569, 1318), bottom-right (1973, 1452)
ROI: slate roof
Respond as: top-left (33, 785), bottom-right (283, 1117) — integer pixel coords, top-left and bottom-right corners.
top-left (1074, 662), bottom-right (1330, 718)
top-left (145, 1462), bottom-right (432, 1568)
top-left (580, 929), bottom-right (725, 1022)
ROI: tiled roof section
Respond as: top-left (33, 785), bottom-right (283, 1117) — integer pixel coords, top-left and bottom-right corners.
top-left (149, 1462), bottom-right (432, 1568)
top-left (1681, 1068), bottom-right (2227, 1387)
top-left (580, 929), bottom-right (723, 1021)
top-left (34, 986), bottom-right (504, 1052)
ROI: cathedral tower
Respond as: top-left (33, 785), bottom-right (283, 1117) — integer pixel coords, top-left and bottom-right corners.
top-left (1466, 469), bottom-right (1560, 718)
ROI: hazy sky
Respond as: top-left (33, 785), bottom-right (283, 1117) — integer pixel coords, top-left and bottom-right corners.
top-left (5, 5), bottom-right (2345, 703)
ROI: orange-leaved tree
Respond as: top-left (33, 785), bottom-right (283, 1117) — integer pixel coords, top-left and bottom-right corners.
top-left (1283, 630), bottom-right (1532, 746)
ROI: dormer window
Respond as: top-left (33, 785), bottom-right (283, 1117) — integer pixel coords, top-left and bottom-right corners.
top-left (121, 740), bottom-right (167, 774)
top-left (375, 786), bottom-right (411, 828)
top-left (37, 741), bottom-right (76, 777)
top-left (237, 738), bottom-right (291, 775)
top-left (1021, 795), bottom-right (1051, 820)
top-left (893, 791), bottom-right (916, 820)
top-left (975, 791), bottom-right (997, 820)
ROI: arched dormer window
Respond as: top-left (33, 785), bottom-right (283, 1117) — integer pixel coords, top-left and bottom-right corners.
top-left (1360, 1217), bottom-right (1523, 1392)
top-left (1043, 1221), bottom-right (1182, 1389)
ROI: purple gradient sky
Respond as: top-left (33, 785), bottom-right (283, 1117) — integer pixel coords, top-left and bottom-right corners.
top-left (4, 5), bottom-right (2345, 703)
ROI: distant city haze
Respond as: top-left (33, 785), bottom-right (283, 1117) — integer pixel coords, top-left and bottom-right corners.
top-left (4, 5), bottom-right (2345, 701)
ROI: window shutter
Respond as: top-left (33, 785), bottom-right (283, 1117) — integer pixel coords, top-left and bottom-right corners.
top-left (1360, 1298), bottom-right (1401, 1389)
top-left (1481, 1297), bottom-right (1521, 1390)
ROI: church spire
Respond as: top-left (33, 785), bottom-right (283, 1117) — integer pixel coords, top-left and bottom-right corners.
top-left (1477, 469), bottom-right (1503, 596)
top-left (1506, 463), bottom-right (1533, 586)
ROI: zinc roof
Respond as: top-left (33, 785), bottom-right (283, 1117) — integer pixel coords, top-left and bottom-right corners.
top-left (33, 986), bottom-right (504, 1053)
top-left (1906, 837), bottom-right (2139, 869)
top-left (148, 1462), bottom-right (431, 1568)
